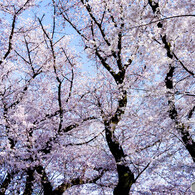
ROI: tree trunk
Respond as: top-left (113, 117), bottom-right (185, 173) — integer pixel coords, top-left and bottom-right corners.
top-left (36, 166), bottom-right (53, 195)
top-left (105, 122), bottom-right (134, 195)
top-left (104, 85), bottom-right (135, 194)
top-left (23, 168), bottom-right (34, 195)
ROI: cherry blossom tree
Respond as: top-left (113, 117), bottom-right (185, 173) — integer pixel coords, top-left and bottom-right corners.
top-left (0, 1), bottom-right (99, 194)
top-left (54, 0), bottom-right (194, 194)
top-left (0, 0), bottom-right (194, 194)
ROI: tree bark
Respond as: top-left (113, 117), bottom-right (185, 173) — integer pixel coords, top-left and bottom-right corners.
top-left (23, 168), bottom-right (35, 195)
top-left (165, 66), bottom-right (195, 162)
top-left (149, 0), bottom-right (195, 163)
top-left (36, 166), bottom-right (53, 195)
top-left (104, 85), bottom-right (135, 194)
top-left (0, 172), bottom-right (13, 195)
top-left (105, 122), bottom-right (135, 195)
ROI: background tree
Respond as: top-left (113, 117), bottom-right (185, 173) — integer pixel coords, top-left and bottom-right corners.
top-left (0, 1), bottom-right (100, 194)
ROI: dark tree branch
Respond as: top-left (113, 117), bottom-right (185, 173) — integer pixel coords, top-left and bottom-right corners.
top-left (149, 0), bottom-right (194, 76)
top-left (36, 166), bottom-right (53, 195)
top-left (65, 130), bottom-right (104, 146)
top-left (148, 0), bottom-right (159, 14)
top-left (7, 71), bottom-right (40, 110)
top-left (38, 15), bottom-right (64, 133)
top-left (61, 48), bottom-right (74, 103)
top-left (172, 52), bottom-right (194, 76)
top-left (41, 116), bottom-right (97, 154)
top-left (161, 35), bottom-right (173, 59)
top-left (188, 106), bottom-right (195, 119)
top-left (116, 6), bottom-right (124, 71)
top-left (164, 52), bottom-right (195, 163)
top-left (81, 0), bottom-right (119, 60)
top-left (58, 6), bottom-right (88, 41)
top-left (165, 65), bottom-right (175, 89)
top-left (0, 172), bottom-right (13, 195)
top-left (105, 117), bottom-right (135, 195)
top-left (128, 15), bottom-right (195, 30)
top-left (134, 162), bottom-right (151, 182)
top-left (104, 80), bottom-right (135, 194)
top-left (149, 0), bottom-right (195, 165)
top-left (23, 168), bottom-right (34, 195)
top-left (81, 0), bottom-right (110, 47)
top-left (95, 49), bottom-right (117, 78)
top-left (52, 168), bottom-right (106, 195)
top-left (0, 14), bottom-right (16, 65)
top-left (0, 0), bottom-right (33, 65)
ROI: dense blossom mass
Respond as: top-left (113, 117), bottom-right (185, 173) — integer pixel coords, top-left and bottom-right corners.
top-left (0, 0), bottom-right (194, 194)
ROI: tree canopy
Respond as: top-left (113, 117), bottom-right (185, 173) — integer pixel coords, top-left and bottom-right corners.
top-left (0, 0), bottom-right (194, 194)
